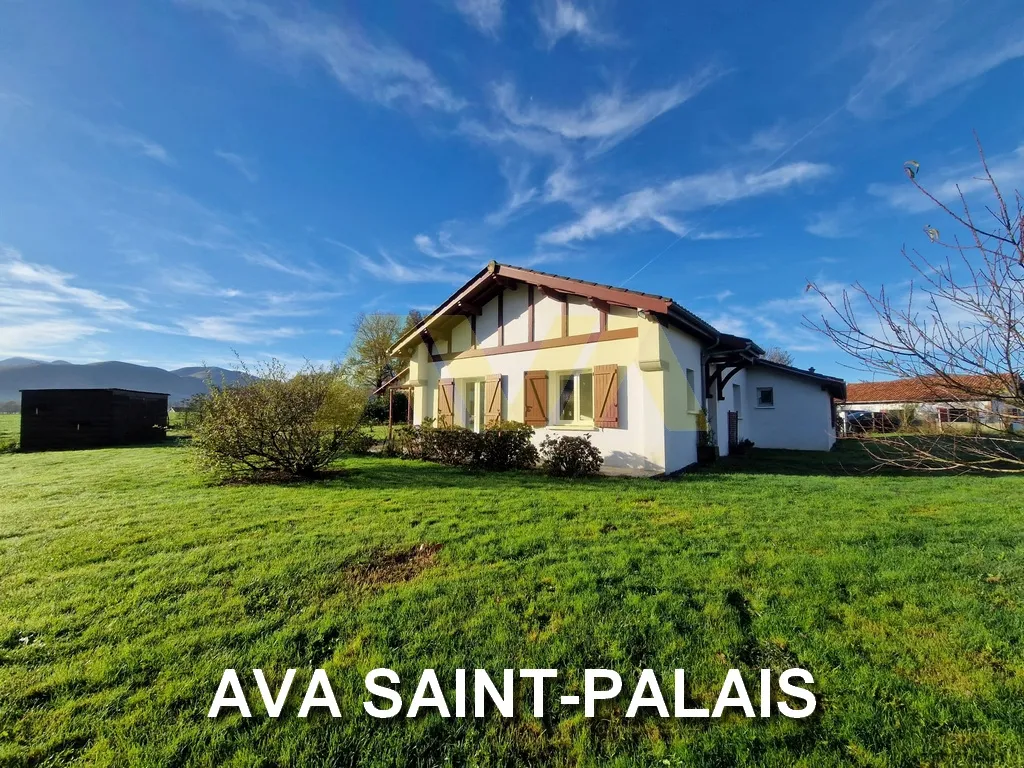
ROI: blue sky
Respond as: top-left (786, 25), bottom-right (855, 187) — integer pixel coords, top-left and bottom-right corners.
top-left (1, 0), bottom-right (1023, 377)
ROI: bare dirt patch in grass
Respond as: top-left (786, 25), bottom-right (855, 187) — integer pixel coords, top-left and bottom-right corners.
top-left (348, 543), bottom-right (443, 588)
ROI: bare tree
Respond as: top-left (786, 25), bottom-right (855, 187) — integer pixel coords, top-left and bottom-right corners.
top-left (809, 136), bottom-right (1024, 472)
top-left (764, 346), bottom-right (794, 366)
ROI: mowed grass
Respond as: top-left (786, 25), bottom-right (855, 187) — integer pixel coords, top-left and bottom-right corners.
top-left (1, 442), bottom-right (1023, 767)
top-left (0, 413), bottom-right (19, 447)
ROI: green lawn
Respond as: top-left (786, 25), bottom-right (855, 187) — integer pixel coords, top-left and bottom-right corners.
top-left (0, 413), bottom-right (18, 448)
top-left (1, 442), bottom-right (1023, 766)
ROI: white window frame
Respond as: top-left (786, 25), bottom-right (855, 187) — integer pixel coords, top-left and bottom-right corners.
top-left (756, 386), bottom-right (775, 409)
top-left (686, 368), bottom-right (698, 413)
top-left (462, 379), bottom-right (485, 433)
top-left (553, 369), bottom-right (595, 427)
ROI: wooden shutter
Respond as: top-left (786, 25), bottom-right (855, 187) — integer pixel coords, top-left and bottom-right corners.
top-left (524, 371), bottom-right (548, 426)
top-left (937, 406), bottom-right (949, 424)
top-left (484, 374), bottom-right (503, 427)
top-left (593, 364), bottom-right (619, 428)
top-left (437, 378), bottom-right (455, 427)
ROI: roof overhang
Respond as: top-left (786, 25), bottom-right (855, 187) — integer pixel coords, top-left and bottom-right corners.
top-left (752, 359), bottom-right (847, 399)
top-left (389, 261), bottom-right (723, 355)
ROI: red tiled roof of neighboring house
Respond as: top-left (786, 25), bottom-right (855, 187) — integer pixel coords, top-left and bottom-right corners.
top-left (844, 375), bottom-right (1015, 404)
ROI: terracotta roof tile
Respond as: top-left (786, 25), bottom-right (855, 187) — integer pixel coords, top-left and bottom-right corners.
top-left (844, 375), bottom-right (1014, 404)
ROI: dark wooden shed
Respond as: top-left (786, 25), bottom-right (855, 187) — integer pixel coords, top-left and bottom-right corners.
top-left (20, 389), bottom-right (169, 452)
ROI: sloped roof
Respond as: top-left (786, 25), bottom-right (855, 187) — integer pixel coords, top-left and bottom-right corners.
top-left (845, 375), bottom-right (1016, 404)
top-left (371, 367), bottom-right (409, 397)
top-left (390, 261), bottom-right (754, 354)
top-left (753, 359), bottom-right (846, 399)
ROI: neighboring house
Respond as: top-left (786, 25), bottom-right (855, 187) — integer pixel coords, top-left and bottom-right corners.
top-left (389, 262), bottom-right (846, 475)
top-left (841, 375), bottom-right (1024, 427)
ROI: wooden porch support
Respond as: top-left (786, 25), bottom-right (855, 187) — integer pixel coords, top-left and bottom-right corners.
top-left (705, 361), bottom-right (747, 400)
top-left (387, 386), bottom-right (414, 443)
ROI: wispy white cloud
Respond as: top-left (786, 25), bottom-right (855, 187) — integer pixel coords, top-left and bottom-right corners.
top-left (540, 162), bottom-right (832, 245)
top-left (739, 122), bottom-right (791, 154)
top-left (78, 120), bottom-right (174, 164)
top-left (351, 246), bottom-right (471, 284)
top-left (691, 229), bottom-right (761, 241)
top-left (242, 251), bottom-right (323, 281)
top-left (215, 149), bottom-right (258, 182)
top-left (178, 0), bottom-right (465, 113)
top-left (536, 0), bottom-right (615, 48)
top-left (867, 144), bottom-right (1024, 214)
top-left (453, 0), bottom-right (504, 36)
top-left (493, 66), bottom-right (722, 153)
top-left (0, 319), bottom-right (105, 355)
top-left (159, 264), bottom-right (244, 297)
top-left (845, 0), bottom-right (1024, 118)
top-left (0, 247), bottom-right (132, 355)
top-left (805, 212), bottom-right (851, 239)
top-left (177, 315), bottom-right (302, 344)
top-left (485, 161), bottom-right (539, 225)
top-left (414, 231), bottom-right (483, 259)
top-left (0, 249), bottom-right (133, 313)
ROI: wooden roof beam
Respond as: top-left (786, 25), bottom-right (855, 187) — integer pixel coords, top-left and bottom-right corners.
top-left (539, 285), bottom-right (566, 302)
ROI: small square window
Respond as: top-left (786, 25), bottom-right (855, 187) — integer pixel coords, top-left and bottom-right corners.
top-left (756, 387), bottom-right (774, 408)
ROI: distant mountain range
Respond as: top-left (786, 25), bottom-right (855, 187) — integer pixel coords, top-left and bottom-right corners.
top-left (0, 359), bottom-right (250, 406)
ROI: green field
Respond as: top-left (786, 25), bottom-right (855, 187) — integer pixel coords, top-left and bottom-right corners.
top-left (0, 413), bottom-right (18, 447)
top-left (2, 441), bottom-right (1023, 766)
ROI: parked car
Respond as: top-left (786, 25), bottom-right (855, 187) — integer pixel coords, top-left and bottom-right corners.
top-left (842, 410), bottom-right (901, 434)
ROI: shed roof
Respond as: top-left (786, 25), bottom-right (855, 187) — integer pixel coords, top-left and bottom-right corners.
top-left (20, 388), bottom-right (170, 397)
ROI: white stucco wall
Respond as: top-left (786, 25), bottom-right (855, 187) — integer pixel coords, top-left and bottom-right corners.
top-left (534, 294), bottom-right (563, 340)
top-left (504, 287), bottom-right (530, 345)
top-left (424, 338), bottom-right (665, 473)
top-left (743, 367), bottom-right (836, 451)
top-left (661, 324), bottom-right (705, 471)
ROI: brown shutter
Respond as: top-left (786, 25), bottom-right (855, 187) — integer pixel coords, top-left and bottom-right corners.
top-left (484, 374), bottom-right (503, 427)
top-left (593, 364), bottom-right (619, 428)
top-left (437, 378), bottom-right (455, 427)
top-left (524, 371), bottom-right (548, 426)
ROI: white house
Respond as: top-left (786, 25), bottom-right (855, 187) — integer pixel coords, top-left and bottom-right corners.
top-left (841, 376), bottom-right (1023, 428)
top-left (389, 262), bottom-right (846, 475)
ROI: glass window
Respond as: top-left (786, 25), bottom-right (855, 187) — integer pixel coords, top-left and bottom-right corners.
top-left (686, 368), bottom-right (696, 411)
top-left (579, 372), bottom-right (593, 420)
top-left (558, 374), bottom-right (575, 421)
top-left (555, 371), bottom-right (595, 426)
top-left (733, 383), bottom-right (741, 415)
top-left (757, 387), bottom-right (774, 407)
